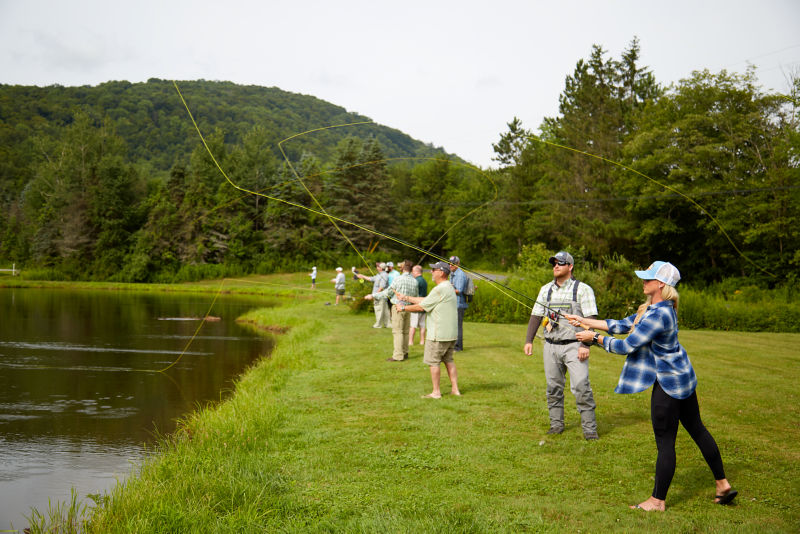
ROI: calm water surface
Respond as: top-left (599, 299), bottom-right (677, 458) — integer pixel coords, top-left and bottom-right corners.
top-left (0, 288), bottom-right (274, 530)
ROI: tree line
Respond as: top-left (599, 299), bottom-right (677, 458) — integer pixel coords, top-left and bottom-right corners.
top-left (486, 38), bottom-right (798, 285)
top-left (0, 39), bottom-right (797, 286)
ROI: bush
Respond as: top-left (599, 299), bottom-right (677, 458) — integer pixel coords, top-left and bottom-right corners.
top-left (152, 262), bottom-right (245, 283)
top-left (20, 267), bottom-right (72, 281)
top-left (348, 278), bottom-right (373, 314)
top-left (680, 287), bottom-right (800, 332)
top-left (466, 248), bottom-right (643, 324)
top-left (465, 247), bottom-right (800, 332)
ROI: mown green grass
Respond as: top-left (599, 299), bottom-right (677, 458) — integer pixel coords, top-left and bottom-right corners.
top-left (21, 274), bottom-right (800, 532)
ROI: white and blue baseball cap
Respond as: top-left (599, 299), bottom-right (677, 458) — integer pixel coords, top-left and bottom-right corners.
top-left (635, 261), bottom-right (681, 287)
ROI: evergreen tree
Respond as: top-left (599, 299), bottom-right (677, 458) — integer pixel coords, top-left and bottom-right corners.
top-left (625, 68), bottom-right (800, 280)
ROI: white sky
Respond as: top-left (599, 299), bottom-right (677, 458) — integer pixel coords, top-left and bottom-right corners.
top-left (1, 0), bottom-right (798, 168)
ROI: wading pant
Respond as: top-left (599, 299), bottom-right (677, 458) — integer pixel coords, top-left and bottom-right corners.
top-left (543, 340), bottom-right (597, 433)
top-left (391, 309), bottom-right (411, 361)
top-left (650, 381), bottom-right (726, 500)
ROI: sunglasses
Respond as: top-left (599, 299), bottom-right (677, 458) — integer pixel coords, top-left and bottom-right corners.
top-left (553, 261), bottom-right (569, 266)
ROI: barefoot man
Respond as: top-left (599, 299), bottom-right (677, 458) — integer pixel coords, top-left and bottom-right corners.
top-left (396, 261), bottom-right (460, 398)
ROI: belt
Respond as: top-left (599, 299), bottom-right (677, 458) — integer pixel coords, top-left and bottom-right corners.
top-left (544, 338), bottom-right (579, 345)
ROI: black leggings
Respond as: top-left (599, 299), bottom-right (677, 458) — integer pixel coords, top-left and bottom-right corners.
top-left (650, 381), bottom-right (726, 500)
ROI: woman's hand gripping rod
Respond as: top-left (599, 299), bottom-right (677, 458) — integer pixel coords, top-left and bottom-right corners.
top-left (535, 300), bottom-right (592, 330)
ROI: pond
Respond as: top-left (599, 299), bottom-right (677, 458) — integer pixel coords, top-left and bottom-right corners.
top-left (0, 288), bottom-right (274, 530)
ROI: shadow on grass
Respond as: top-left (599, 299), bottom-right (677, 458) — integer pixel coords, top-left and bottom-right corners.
top-left (462, 381), bottom-right (515, 393)
top-left (599, 409), bottom-right (648, 436)
top-left (664, 464), bottom-right (739, 509)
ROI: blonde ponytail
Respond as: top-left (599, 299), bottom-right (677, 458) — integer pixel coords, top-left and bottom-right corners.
top-left (633, 297), bottom-right (651, 327)
top-left (662, 285), bottom-right (679, 313)
top-left (632, 286), bottom-right (679, 329)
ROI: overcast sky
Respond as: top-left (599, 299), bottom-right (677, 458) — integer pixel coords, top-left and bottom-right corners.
top-left (1, 0), bottom-right (798, 168)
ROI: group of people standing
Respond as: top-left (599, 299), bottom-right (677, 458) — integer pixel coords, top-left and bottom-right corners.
top-left (319, 250), bottom-right (737, 511)
top-left (358, 256), bottom-right (470, 355)
top-left (356, 256), bottom-right (470, 398)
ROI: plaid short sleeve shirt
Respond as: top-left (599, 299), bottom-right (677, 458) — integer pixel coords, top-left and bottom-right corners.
top-left (375, 272), bottom-right (418, 305)
top-left (531, 278), bottom-right (598, 317)
top-left (602, 300), bottom-right (697, 400)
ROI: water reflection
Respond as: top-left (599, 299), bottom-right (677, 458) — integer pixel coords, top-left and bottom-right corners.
top-left (0, 288), bottom-right (274, 530)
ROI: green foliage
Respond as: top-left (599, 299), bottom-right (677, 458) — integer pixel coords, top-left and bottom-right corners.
top-left (467, 248), bottom-right (800, 332)
top-left (160, 263), bottom-right (245, 284)
top-left (623, 68), bottom-right (800, 281)
top-left (680, 284), bottom-right (800, 332)
top-left (0, 80), bottom-right (450, 282)
top-left (467, 247), bottom-right (642, 324)
top-left (491, 39), bottom-right (798, 286)
top-left (1, 45), bottom-right (798, 288)
top-left (347, 278), bottom-right (373, 313)
top-left (19, 267), bottom-right (72, 281)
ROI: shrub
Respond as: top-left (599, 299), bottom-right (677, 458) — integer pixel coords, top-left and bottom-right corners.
top-left (19, 267), bottom-right (72, 281)
top-left (348, 278), bottom-right (373, 314)
top-left (465, 248), bottom-right (800, 332)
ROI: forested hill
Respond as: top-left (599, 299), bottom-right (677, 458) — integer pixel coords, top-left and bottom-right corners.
top-left (0, 78), bottom-right (445, 176)
top-left (0, 79), bottom-right (463, 282)
top-left (1, 41), bottom-right (798, 286)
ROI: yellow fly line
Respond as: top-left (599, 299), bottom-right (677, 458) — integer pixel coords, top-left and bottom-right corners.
top-left (171, 81), bottom-right (532, 311)
top-left (527, 135), bottom-right (777, 278)
top-left (163, 81), bottom-right (774, 376)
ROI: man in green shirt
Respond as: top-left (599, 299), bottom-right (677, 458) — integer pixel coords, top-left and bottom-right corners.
top-left (396, 261), bottom-right (460, 398)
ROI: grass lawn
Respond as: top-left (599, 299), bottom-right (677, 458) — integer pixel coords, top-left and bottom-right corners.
top-left (40, 274), bottom-right (800, 532)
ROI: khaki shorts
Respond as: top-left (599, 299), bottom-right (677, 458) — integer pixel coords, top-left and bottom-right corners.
top-left (410, 311), bottom-right (426, 328)
top-left (423, 339), bottom-right (456, 366)
top-left (336, 288), bottom-right (345, 295)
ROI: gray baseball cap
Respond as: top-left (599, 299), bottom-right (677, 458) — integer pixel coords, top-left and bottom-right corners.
top-left (430, 261), bottom-right (451, 275)
top-left (548, 251), bottom-right (574, 265)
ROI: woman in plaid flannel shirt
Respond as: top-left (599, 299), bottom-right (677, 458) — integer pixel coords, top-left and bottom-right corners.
top-left (566, 261), bottom-right (737, 512)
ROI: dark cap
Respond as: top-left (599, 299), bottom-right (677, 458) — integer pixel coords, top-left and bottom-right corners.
top-left (548, 251), bottom-right (574, 265)
top-left (430, 261), bottom-right (451, 275)
top-left (448, 255), bottom-right (460, 265)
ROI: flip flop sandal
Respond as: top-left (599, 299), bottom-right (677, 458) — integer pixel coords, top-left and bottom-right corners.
top-left (715, 489), bottom-right (738, 505)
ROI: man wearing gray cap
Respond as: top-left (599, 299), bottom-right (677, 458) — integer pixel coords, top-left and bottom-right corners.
top-left (396, 261), bottom-right (460, 398)
top-left (356, 261), bottom-right (391, 328)
top-left (524, 251), bottom-right (600, 440)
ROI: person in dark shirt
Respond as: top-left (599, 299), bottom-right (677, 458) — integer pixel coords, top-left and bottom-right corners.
top-left (409, 264), bottom-right (428, 345)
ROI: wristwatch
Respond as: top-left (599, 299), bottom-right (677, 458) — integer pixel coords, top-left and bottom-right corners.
top-left (400, 305), bottom-right (406, 312)
top-left (592, 332), bottom-right (601, 344)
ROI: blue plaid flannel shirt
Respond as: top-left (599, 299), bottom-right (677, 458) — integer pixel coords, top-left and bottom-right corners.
top-left (601, 300), bottom-right (697, 399)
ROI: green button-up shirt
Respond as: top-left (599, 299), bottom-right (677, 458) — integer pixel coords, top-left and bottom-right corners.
top-left (420, 280), bottom-right (457, 341)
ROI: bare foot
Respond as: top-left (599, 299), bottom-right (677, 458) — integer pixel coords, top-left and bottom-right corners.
top-left (451, 390), bottom-right (461, 396)
top-left (630, 496), bottom-right (665, 511)
top-left (421, 393), bottom-right (441, 399)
